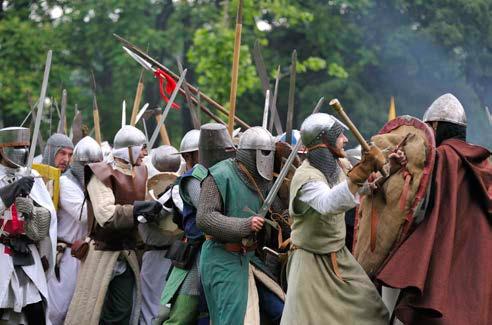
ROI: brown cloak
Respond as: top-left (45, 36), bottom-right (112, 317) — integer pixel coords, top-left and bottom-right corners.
top-left (377, 139), bottom-right (492, 324)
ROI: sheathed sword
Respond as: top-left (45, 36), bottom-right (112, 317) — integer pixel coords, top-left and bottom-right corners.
top-left (27, 50), bottom-right (52, 174)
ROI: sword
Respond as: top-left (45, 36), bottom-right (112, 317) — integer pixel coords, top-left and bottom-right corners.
top-left (27, 50), bottom-right (52, 174)
top-left (57, 89), bottom-right (67, 134)
top-left (257, 131), bottom-right (303, 219)
top-left (148, 69), bottom-right (187, 149)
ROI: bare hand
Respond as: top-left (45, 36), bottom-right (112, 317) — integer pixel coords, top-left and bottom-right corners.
top-left (388, 149), bottom-right (407, 172)
top-left (250, 216), bottom-right (265, 232)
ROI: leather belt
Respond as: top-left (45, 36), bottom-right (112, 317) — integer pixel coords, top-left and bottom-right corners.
top-left (206, 235), bottom-right (257, 254)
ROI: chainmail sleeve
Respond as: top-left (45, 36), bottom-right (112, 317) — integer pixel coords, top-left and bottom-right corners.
top-left (183, 177), bottom-right (201, 208)
top-left (196, 175), bottom-right (253, 242)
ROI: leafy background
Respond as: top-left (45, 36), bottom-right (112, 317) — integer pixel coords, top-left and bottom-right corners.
top-left (1, 0), bottom-right (491, 150)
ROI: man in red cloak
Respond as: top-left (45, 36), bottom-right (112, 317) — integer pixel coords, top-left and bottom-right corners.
top-left (377, 93), bottom-right (492, 325)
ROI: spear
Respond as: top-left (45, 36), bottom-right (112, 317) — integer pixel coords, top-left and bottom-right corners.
top-left (269, 66), bottom-right (281, 133)
top-left (253, 40), bottom-right (283, 135)
top-left (114, 34), bottom-right (250, 129)
top-left (90, 71), bottom-right (102, 144)
top-left (227, 0), bottom-right (244, 135)
top-left (177, 58), bottom-right (200, 128)
top-left (286, 50), bottom-right (297, 144)
top-left (130, 69), bottom-right (145, 126)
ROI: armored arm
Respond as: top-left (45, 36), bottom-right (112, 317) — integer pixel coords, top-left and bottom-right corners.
top-left (15, 197), bottom-right (51, 242)
top-left (196, 175), bottom-right (253, 242)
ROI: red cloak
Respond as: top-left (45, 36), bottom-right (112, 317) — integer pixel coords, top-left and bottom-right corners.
top-left (377, 139), bottom-right (492, 325)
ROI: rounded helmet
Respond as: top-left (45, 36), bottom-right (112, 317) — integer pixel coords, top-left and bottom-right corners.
top-left (73, 136), bottom-right (103, 163)
top-left (238, 126), bottom-right (275, 180)
top-left (177, 129), bottom-right (200, 154)
top-left (423, 93), bottom-right (467, 126)
top-left (113, 125), bottom-right (146, 150)
top-left (300, 113), bottom-right (348, 148)
top-left (151, 145), bottom-right (181, 172)
top-left (0, 127), bottom-right (30, 168)
top-left (112, 125), bottom-right (146, 165)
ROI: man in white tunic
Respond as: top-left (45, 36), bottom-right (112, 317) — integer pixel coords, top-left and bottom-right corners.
top-left (139, 144), bottom-right (183, 325)
top-left (47, 136), bottom-right (103, 325)
top-left (0, 127), bottom-right (57, 325)
top-left (281, 114), bottom-right (389, 324)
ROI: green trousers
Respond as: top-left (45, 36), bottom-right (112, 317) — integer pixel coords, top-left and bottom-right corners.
top-left (100, 265), bottom-right (135, 325)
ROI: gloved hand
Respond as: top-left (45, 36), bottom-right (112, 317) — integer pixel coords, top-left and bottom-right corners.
top-left (15, 197), bottom-right (34, 216)
top-left (133, 201), bottom-right (163, 223)
top-left (348, 144), bottom-right (386, 184)
top-left (0, 176), bottom-right (34, 208)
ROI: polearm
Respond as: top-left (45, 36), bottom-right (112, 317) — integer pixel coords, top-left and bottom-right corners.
top-left (312, 97), bottom-right (325, 114)
top-left (285, 50), bottom-right (297, 144)
top-left (269, 66), bottom-right (281, 133)
top-left (227, 0), bottom-right (244, 135)
top-left (90, 71), bottom-right (102, 144)
top-left (262, 90), bottom-right (270, 129)
top-left (148, 69), bottom-right (187, 149)
top-left (252, 40), bottom-right (283, 135)
top-left (27, 50), bottom-right (52, 174)
top-left (177, 58), bottom-right (200, 129)
top-left (130, 69), bottom-right (145, 126)
top-left (113, 34), bottom-right (250, 129)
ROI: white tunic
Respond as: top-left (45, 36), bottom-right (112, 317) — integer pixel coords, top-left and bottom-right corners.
top-left (47, 174), bottom-right (88, 325)
top-left (0, 166), bottom-right (57, 324)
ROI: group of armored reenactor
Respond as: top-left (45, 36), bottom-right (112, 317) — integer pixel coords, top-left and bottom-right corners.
top-left (0, 91), bottom-right (490, 325)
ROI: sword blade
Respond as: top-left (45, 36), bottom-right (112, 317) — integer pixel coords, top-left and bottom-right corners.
top-left (27, 50), bottom-right (52, 173)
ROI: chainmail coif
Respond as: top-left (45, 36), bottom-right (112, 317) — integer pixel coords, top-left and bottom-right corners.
top-left (67, 161), bottom-right (85, 189)
top-left (307, 121), bottom-right (344, 186)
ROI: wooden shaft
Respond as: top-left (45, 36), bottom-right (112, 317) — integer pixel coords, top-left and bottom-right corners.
top-left (114, 33), bottom-right (250, 129)
top-left (227, 0), bottom-right (243, 135)
top-left (155, 115), bottom-right (171, 145)
top-left (130, 74), bottom-right (144, 126)
top-left (93, 108), bottom-right (102, 144)
top-left (329, 99), bottom-right (370, 152)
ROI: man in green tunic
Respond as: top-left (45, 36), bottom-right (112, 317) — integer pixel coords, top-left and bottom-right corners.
top-left (158, 124), bottom-right (235, 325)
top-left (281, 113), bottom-right (389, 324)
top-left (197, 126), bottom-right (285, 325)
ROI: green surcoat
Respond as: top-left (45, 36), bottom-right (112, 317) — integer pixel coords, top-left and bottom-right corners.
top-left (199, 159), bottom-right (261, 325)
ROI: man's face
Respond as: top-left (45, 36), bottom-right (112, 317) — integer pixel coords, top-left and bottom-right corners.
top-left (134, 146), bottom-right (148, 166)
top-left (335, 133), bottom-right (348, 156)
top-left (54, 147), bottom-right (73, 171)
